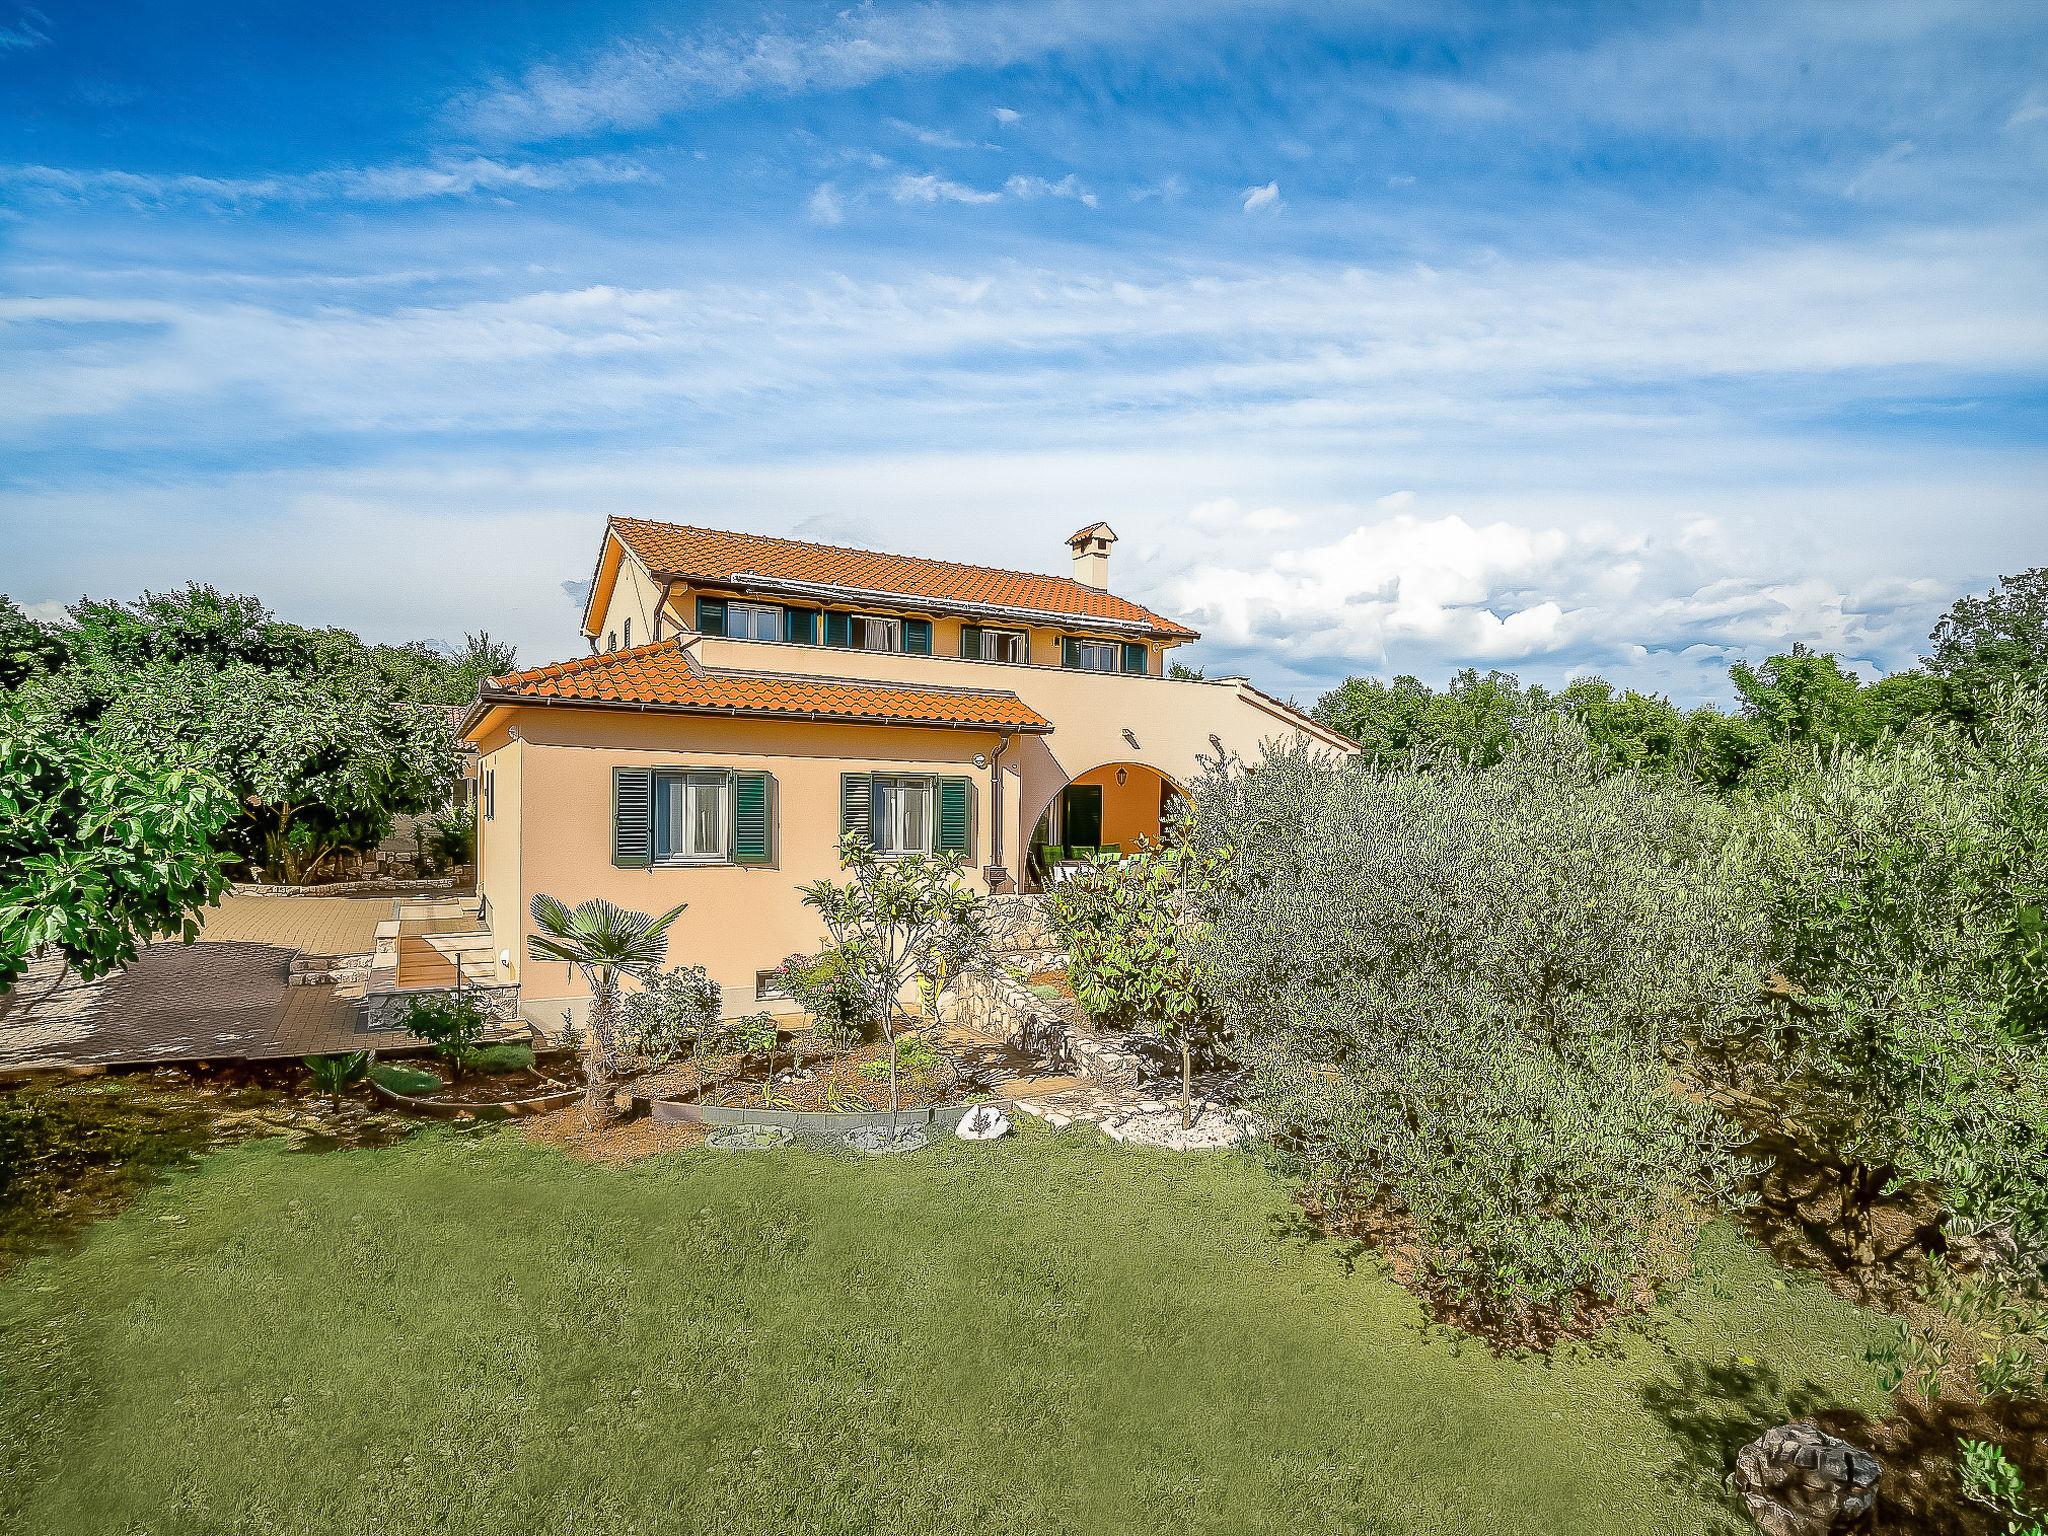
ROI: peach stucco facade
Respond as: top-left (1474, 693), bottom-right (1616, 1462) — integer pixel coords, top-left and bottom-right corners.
top-left (464, 520), bottom-right (1354, 1025)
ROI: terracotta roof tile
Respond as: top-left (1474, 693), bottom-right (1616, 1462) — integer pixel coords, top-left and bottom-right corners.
top-left (609, 517), bottom-right (1196, 640)
top-left (480, 638), bottom-right (1051, 732)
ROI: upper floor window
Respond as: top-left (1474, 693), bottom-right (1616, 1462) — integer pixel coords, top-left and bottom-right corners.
top-left (728, 601), bottom-right (781, 643)
top-left (1067, 639), bottom-right (1119, 673)
top-left (653, 769), bottom-right (730, 863)
top-left (872, 774), bottom-right (933, 855)
top-left (623, 619), bottom-right (632, 648)
top-left (984, 627), bottom-right (1025, 663)
top-left (852, 614), bottom-right (900, 652)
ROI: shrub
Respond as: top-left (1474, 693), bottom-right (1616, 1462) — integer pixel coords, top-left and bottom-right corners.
top-left (1185, 723), bottom-right (1763, 1333)
top-left (1050, 843), bottom-right (1225, 1128)
top-left (421, 805), bottom-right (475, 873)
top-left (772, 948), bottom-right (873, 1048)
top-left (470, 1043), bottom-right (534, 1075)
top-left (397, 992), bottom-right (491, 1082)
top-left (369, 1062), bottom-right (443, 1097)
top-left (614, 965), bottom-right (722, 1070)
top-left (302, 1051), bottom-right (367, 1108)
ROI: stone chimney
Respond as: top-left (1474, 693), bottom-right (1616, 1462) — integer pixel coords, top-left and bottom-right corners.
top-left (1067, 522), bottom-right (1117, 589)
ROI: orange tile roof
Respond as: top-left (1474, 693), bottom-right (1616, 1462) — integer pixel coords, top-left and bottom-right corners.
top-left (474, 637), bottom-right (1051, 733)
top-left (609, 517), bottom-right (1197, 640)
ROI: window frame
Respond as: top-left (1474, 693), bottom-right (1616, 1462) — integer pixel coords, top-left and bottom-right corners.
top-left (870, 772), bottom-right (936, 856)
top-left (1070, 638), bottom-right (1119, 673)
top-left (982, 626), bottom-right (1026, 664)
top-left (727, 600), bottom-right (782, 643)
top-left (651, 767), bottom-right (735, 865)
top-left (851, 614), bottom-right (901, 653)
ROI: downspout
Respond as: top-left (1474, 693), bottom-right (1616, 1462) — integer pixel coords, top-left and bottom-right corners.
top-left (649, 579), bottom-right (677, 642)
top-left (988, 730), bottom-right (1014, 891)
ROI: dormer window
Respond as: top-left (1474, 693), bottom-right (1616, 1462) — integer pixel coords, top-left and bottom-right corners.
top-left (852, 614), bottom-right (899, 652)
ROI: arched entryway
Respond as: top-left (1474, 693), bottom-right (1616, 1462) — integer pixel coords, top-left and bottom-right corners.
top-left (1024, 762), bottom-right (1187, 888)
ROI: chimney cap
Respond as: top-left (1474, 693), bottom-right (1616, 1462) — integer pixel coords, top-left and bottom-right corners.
top-left (1066, 521), bottom-right (1118, 550)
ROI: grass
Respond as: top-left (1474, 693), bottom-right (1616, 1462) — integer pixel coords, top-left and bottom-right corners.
top-left (0, 1123), bottom-right (1892, 1536)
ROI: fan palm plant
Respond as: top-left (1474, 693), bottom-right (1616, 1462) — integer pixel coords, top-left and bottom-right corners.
top-left (526, 894), bottom-right (688, 1129)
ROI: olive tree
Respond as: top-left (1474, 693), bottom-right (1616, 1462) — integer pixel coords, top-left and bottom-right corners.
top-left (1185, 722), bottom-right (1764, 1333)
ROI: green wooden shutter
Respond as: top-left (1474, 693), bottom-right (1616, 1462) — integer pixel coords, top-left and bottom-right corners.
top-left (782, 607), bottom-right (819, 645)
top-left (612, 767), bottom-right (653, 868)
top-left (904, 617), bottom-right (932, 655)
top-left (960, 624), bottom-right (981, 660)
top-left (824, 610), bottom-right (852, 648)
top-left (696, 597), bottom-right (728, 637)
top-left (839, 771), bottom-right (873, 847)
top-left (733, 771), bottom-right (773, 865)
top-left (1061, 636), bottom-right (1081, 669)
top-left (1121, 641), bottom-right (1148, 675)
top-left (937, 777), bottom-right (972, 854)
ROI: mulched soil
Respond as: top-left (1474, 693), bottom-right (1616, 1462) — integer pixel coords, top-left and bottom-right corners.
top-left (637, 1032), bottom-right (978, 1115)
top-left (519, 1104), bottom-right (706, 1163)
top-left (381, 1067), bottom-right (571, 1107)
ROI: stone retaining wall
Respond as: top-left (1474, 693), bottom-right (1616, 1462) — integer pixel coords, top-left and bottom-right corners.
top-left (232, 873), bottom-right (472, 899)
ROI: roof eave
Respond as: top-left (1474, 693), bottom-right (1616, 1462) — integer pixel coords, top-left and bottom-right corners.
top-left (471, 688), bottom-right (1052, 734)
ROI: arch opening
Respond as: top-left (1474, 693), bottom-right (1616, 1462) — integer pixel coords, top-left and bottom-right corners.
top-left (1023, 761), bottom-right (1189, 890)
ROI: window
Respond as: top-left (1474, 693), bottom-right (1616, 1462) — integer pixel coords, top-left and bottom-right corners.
top-left (729, 601), bottom-right (781, 642)
top-left (755, 969), bottom-right (787, 1001)
top-left (653, 769), bottom-right (730, 862)
top-left (872, 774), bottom-right (933, 855)
top-left (1068, 638), bottom-right (1118, 672)
top-left (623, 619), bottom-right (632, 648)
top-left (607, 629), bottom-right (618, 651)
top-left (482, 769), bottom-right (495, 821)
top-left (984, 627), bottom-right (1025, 663)
top-left (852, 614), bottom-right (900, 652)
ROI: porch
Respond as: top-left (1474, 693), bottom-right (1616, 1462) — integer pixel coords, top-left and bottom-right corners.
top-left (1024, 761), bottom-right (1186, 888)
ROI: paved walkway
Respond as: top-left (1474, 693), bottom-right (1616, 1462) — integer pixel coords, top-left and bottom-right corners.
top-left (197, 895), bottom-right (391, 955)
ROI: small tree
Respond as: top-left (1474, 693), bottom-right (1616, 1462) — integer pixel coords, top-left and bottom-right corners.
top-left (526, 895), bottom-right (688, 1129)
top-left (303, 1051), bottom-right (368, 1110)
top-left (733, 1012), bottom-right (782, 1107)
top-left (795, 835), bottom-right (990, 1124)
top-left (1050, 843), bottom-right (1225, 1128)
top-left (398, 991), bottom-right (491, 1083)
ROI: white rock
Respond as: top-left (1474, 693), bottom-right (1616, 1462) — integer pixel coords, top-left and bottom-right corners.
top-left (955, 1106), bottom-right (1011, 1141)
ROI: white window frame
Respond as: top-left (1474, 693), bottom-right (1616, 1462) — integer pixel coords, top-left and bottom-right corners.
top-left (652, 768), bottom-right (734, 865)
top-left (852, 614), bottom-right (900, 653)
top-left (1072, 639), bottom-right (1119, 673)
top-left (729, 601), bottom-right (782, 643)
top-left (871, 773), bottom-right (935, 856)
top-left (982, 627), bottom-right (1026, 664)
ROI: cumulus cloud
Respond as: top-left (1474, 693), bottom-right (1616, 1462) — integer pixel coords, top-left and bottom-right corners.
top-left (1241, 180), bottom-right (1280, 213)
top-left (1189, 497), bottom-right (1299, 534)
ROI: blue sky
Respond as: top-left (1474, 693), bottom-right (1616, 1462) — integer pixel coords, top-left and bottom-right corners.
top-left (2, 0), bottom-right (2044, 702)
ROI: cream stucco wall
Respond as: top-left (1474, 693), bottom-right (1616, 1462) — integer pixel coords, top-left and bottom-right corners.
top-left (474, 705), bottom-right (1014, 1026)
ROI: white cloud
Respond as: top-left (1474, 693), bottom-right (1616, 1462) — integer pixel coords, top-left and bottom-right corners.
top-left (1004, 173), bottom-right (1098, 207)
top-left (1241, 180), bottom-right (1280, 213)
top-left (890, 173), bottom-right (1001, 205)
top-left (992, 106), bottom-right (1022, 124)
top-left (0, 155), bottom-right (649, 207)
top-left (887, 117), bottom-right (986, 150)
top-left (806, 182), bottom-right (845, 225)
top-left (452, 0), bottom-right (1247, 141)
top-left (1130, 173), bottom-right (1186, 203)
top-left (0, 6), bottom-right (48, 52)
top-left (1189, 497), bottom-right (1299, 533)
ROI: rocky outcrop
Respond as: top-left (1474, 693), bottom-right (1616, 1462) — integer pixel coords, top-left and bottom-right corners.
top-left (1729, 1422), bottom-right (1880, 1536)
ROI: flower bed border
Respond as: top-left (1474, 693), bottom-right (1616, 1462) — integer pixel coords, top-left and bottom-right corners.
top-left (366, 1071), bottom-right (581, 1121)
top-left (639, 1091), bottom-right (1005, 1136)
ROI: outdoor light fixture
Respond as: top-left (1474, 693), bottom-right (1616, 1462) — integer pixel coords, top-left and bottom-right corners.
top-left (1116, 768), bottom-right (1128, 786)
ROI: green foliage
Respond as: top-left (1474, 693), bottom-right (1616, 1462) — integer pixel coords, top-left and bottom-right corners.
top-left (422, 804), bottom-right (476, 874)
top-left (302, 1052), bottom-right (368, 1106)
top-left (470, 1044), bottom-right (534, 1075)
top-left (771, 947), bottom-right (872, 1046)
top-left (1312, 668), bottom-right (1547, 768)
top-left (526, 893), bottom-right (688, 1127)
top-left (368, 1062), bottom-right (443, 1097)
top-left (1186, 725), bottom-right (1763, 1331)
top-left (1050, 843), bottom-right (1225, 1126)
top-left (396, 993), bottom-right (491, 1082)
top-left (614, 964), bottom-right (722, 1070)
top-left (1732, 686), bottom-right (2048, 1266)
top-left (0, 596), bottom-right (65, 691)
top-left (1869, 1254), bottom-right (2046, 1404)
top-left (0, 703), bottom-right (234, 992)
top-left (796, 835), bottom-right (990, 1114)
top-left (1959, 1439), bottom-right (2048, 1536)
top-left (858, 1037), bottom-right (939, 1081)
top-left (1928, 567), bottom-right (2048, 725)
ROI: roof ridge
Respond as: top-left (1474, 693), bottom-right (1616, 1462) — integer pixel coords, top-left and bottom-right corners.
top-left (610, 515), bottom-right (1117, 602)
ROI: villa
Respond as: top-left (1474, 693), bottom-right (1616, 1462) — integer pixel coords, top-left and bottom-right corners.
top-left (455, 517), bottom-right (1355, 1025)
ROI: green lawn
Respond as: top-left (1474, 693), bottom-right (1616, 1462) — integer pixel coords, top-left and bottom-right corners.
top-left (0, 1123), bottom-right (1890, 1536)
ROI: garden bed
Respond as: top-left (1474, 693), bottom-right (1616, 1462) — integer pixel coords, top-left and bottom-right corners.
top-left (635, 1032), bottom-right (1002, 1135)
top-left (365, 1052), bottom-right (580, 1121)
